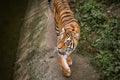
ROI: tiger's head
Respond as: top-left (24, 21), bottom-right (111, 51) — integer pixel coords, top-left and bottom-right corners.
top-left (57, 23), bottom-right (80, 56)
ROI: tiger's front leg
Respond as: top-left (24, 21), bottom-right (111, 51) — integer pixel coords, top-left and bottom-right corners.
top-left (66, 55), bottom-right (72, 66)
top-left (58, 54), bottom-right (71, 77)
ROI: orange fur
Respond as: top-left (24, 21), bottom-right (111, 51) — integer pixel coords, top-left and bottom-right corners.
top-left (66, 55), bottom-right (72, 66)
top-left (51, 0), bottom-right (80, 77)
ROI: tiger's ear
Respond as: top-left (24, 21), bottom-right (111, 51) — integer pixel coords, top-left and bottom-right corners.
top-left (74, 33), bottom-right (79, 40)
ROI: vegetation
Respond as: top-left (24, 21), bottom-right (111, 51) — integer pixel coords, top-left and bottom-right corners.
top-left (69, 0), bottom-right (120, 80)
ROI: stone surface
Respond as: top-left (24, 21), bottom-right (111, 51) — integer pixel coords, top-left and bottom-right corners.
top-left (15, 0), bottom-right (99, 80)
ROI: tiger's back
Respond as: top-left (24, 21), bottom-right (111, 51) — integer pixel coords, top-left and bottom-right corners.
top-left (51, 0), bottom-right (80, 77)
top-left (53, 0), bottom-right (79, 32)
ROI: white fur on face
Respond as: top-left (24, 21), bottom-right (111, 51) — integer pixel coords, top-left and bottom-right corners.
top-left (62, 27), bottom-right (65, 32)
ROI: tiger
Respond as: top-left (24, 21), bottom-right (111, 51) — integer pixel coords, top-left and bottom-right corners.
top-left (49, 0), bottom-right (80, 77)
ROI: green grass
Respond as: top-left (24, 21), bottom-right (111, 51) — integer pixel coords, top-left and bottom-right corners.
top-left (69, 0), bottom-right (120, 80)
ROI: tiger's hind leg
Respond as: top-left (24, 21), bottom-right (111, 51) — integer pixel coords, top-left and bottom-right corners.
top-left (66, 55), bottom-right (73, 66)
top-left (58, 54), bottom-right (71, 77)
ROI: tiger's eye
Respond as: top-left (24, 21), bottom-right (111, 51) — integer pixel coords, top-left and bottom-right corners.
top-left (72, 28), bottom-right (74, 31)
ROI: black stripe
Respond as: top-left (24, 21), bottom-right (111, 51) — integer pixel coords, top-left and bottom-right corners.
top-left (54, 0), bottom-right (60, 4)
top-left (57, 33), bottom-right (60, 36)
top-left (56, 32), bottom-right (59, 35)
top-left (60, 11), bottom-right (73, 17)
top-left (55, 2), bottom-right (62, 8)
top-left (63, 18), bottom-right (77, 25)
top-left (55, 28), bottom-right (59, 31)
top-left (60, 14), bottom-right (73, 22)
top-left (48, 0), bottom-right (51, 2)
top-left (64, 12), bottom-right (72, 15)
top-left (57, 5), bottom-right (66, 13)
top-left (57, 6), bottom-right (70, 13)
top-left (59, 11), bottom-right (73, 22)
top-left (54, 17), bottom-right (58, 24)
top-left (62, 17), bottom-right (74, 23)
top-left (55, 26), bottom-right (59, 30)
top-left (70, 24), bottom-right (75, 28)
top-left (54, 1), bottom-right (62, 9)
top-left (58, 51), bottom-right (66, 55)
top-left (55, 2), bottom-right (69, 13)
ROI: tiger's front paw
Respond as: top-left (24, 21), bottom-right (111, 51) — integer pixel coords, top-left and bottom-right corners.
top-left (61, 66), bottom-right (71, 77)
top-left (67, 60), bottom-right (72, 66)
